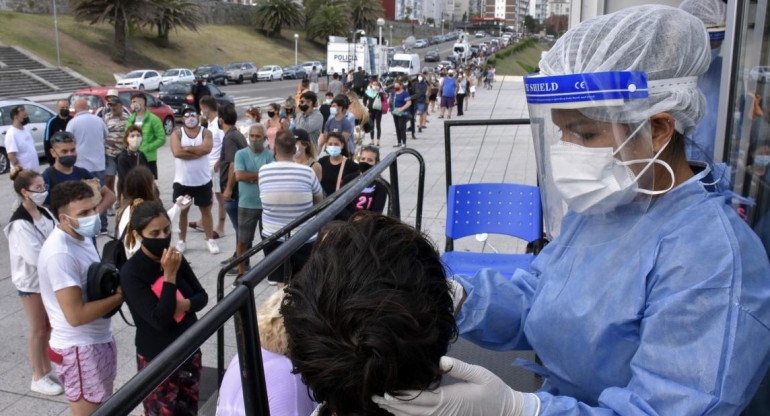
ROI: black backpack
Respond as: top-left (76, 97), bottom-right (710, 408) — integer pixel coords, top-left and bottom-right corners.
top-left (101, 225), bottom-right (128, 271)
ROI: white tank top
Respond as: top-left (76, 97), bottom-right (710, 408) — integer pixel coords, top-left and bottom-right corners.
top-left (173, 126), bottom-right (212, 187)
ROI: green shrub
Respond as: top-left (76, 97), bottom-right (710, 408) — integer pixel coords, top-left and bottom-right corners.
top-left (518, 61), bottom-right (536, 73)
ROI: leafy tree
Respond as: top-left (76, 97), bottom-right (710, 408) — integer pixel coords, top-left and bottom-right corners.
top-left (349, 0), bottom-right (384, 33)
top-left (523, 14), bottom-right (542, 35)
top-left (144, 0), bottom-right (202, 47)
top-left (462, 11), bottom-right (467, 22)
top-left (255, 0), bottom-right (304, 37)
top-left (70, 0), bottom-right (149, 64)
top-left (306, 5), bottom-right (350, 43)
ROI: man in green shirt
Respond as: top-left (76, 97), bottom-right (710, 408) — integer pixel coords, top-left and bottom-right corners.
top-left (125, 92), bottom-right (166, 179)
top-left (233, 123), bottom-right (274, 275)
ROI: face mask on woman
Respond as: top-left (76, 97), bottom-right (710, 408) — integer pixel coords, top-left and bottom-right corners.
top-left (27, 189), bottom-right (48, 206)
top-left (127, 133), bottom-right (142, 151)
top-left (326, 145), bottom-right (342, 157)
top-left (141, 235), bottom-right (171, 258)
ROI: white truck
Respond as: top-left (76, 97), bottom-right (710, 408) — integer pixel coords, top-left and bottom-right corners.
top-left (388, 53), bottom-right (421, 76)
top-left (327, 36), bottom-right (388, 77)
top-left (452, 32), bottom-right (472, 65)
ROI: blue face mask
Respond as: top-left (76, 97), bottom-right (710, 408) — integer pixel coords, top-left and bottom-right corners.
top-left (66, 213), bottom-right (101, 238)
top-left (327, 145), bottom-right (342, 157)
top-left (330, 107), bottom-right (338, 116)
top-left (755, 154), bottom-right (770, 168)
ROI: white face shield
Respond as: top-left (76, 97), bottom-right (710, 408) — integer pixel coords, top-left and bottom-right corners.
top-left (525, 71), bottom-right (680, 240)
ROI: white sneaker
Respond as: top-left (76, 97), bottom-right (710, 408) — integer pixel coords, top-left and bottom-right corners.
top-left (207, 239), bottom-right (220, 254)
top-left (30, 374), bottom-right (63, 396)
top-left (176, 240), bottom-right (186, 253)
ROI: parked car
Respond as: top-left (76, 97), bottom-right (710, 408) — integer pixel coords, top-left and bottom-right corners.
top-left (470, 45), bottom-right (480, 58)
top-left (301, 61), bottom-right (326, 76)
top-left (282, 65), bottom-right (307, 80)
top-left (414, 39), bottom-right (429, 48)
top-left (159, 82), bottom-right (233, 117)
top-left (161, 68), bottom-right (195, 86)
top-left (226, 62), bottom-right (258, 84)
top-left (425, 50), bottom-right (440, 62)
top-left (257, 65), bottom-right (283, 81)
top-left (0, 99), bottom-right (54, 173)
top-left (68, 87), bottom-right (177, 135)
top-left (438, 60), bottom-right (454, 69)
top-left (117, 69), bottom-right (162, 91)
top-left (750, 66), bottom-right (770, 83)
top-left (194, 65), bottom-right (228, 85)
top-left (475, 31), bottom-right (486, 38)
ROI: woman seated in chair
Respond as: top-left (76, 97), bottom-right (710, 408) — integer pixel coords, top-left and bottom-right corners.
top-left (281, 212), bottom-right (458, 416)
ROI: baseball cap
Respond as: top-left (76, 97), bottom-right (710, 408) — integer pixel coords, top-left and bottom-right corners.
top-left (448, 69), bottom-right (455, 75)
top-left (107, 96), bottom-right (121, 105)
top-left (105, 89), bottom-right (119, 99)
top-left (294, 128), bottom-right (310, 142)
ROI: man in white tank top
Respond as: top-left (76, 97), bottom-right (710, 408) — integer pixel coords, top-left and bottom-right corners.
top-left (169, 106), bottom-right (220, 254)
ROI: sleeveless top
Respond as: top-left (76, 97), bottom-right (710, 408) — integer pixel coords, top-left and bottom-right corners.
top-left (173, 126), bottom-right (212, 187)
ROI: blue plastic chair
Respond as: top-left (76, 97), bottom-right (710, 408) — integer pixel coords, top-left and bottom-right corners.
top-left (441, 183), bottom-right (542, 277)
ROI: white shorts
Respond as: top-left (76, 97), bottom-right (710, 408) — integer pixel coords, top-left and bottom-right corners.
top-left (470, 86), bottom-right (476, 93)
top-left (210, 165), bottom-right (221, 193)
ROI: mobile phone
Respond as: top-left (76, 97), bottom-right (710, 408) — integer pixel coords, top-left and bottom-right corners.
top-left (177, 196), bottom-right (191, 206)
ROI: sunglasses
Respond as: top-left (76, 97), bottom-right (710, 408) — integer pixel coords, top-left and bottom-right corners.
top-left (183, 112), bottom-right (198, 117)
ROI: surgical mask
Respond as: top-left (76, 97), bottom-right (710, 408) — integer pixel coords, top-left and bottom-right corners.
top-left (59, 109), bottom-right (70, 118)
top-left (127, 134), bottom-right (142, 151)
top-left (549, 126), bottom-right (675, 215)
top-left (21, 116), bottom-right (29, 126)
top-left (326, 145), bottom-right (342, 157)
top-left (58, 155), bottom-right (77, 168)
top-left (298, 104), bottom-right (309, 112)
top-left (267, 111), bottom-right (276, 118)
top-left (325, 99), bottom-right (332, 105)
top-left (65, 213), bottom-right (101, 238)
top-left (140, 235), bottom-right (171, 258)
top-left (359, 162), bottom-right (373, 173)
top-left (131, 104), bottom-right (141, 112)
top-left (250, 140), bottom-right (265, 152)
top-left (184, 116), bottom-right (198, 128)
top-left (330, 107), bottom-right (338, 116)
top-left (27, 190), bottom-right (48, 206)
top-left (418, 76), bottom-right (424, 82)
top-left (755, 155), bottom-right (770, 168)
top-left (245, 119), bottom-right (254, 125)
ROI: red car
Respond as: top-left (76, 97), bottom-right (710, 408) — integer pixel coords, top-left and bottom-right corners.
top-left (68, 87), bottom-right (177, 135)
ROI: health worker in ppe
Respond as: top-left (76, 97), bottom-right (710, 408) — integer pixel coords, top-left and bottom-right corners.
top-left (681, 0), bottom-right (727, 162)
top-left (373, 5), bottom-right (770, 416)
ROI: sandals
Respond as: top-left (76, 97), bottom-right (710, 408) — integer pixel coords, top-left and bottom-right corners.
top-left (188, 221), bottom-right (202, 231)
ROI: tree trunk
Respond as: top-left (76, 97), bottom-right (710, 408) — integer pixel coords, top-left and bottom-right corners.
top-left (112, 12), bottom-right (127, 64)
top-left (157, 24), bottom-right (170, 48)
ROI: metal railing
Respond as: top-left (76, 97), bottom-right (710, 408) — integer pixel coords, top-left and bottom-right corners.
top-left (92, 147), bottom-right (426, 416)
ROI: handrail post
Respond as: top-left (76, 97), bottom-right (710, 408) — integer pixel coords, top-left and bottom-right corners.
top-left (234, 290), bottom-right (270, 416)
top-left (389, 157), bottom-right (401, 219)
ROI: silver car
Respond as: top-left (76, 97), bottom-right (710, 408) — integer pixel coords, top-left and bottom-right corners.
top-left (0, 99), bottom-right (54, 173)
top-left (226, 62), bottom-right (259, 84)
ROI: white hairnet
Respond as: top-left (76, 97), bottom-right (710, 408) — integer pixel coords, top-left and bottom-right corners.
top-left (680, 0), bottom-right (726, 28)
top-left (539, 5), bottom-right (711, 135)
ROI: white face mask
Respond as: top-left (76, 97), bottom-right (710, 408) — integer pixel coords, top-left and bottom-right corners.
top-left (27, 190), bottom-right (48, 206)
top-left (549, 125), bottom-right (675, 215)
top-left (127, 133), bottom-right (142, 151)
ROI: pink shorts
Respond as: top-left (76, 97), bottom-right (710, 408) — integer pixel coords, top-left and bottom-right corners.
top-left (48, 339), bottom-right (117, 403)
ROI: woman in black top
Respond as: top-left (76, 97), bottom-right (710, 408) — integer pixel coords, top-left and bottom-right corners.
top-left (317, 132), bottom-right (359, 197)
top-left (116, 125), bottom-right (149, 203)
top-left (337, 145), bottom-right (388, 221)
top-left (120, 201), bottom-right (208, 416)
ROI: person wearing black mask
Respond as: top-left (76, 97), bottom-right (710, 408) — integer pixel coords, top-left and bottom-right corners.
top-left (44, 100), bottom-right (73, 165)
top-left (120, 200), bottom-right (208, 416)
top-left (4, 105), bottom-right (38, 172)
top-left (337, 145), bottom-right (388, 220)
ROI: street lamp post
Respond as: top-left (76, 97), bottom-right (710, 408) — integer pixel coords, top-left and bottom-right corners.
top-left (377, 18), bottom-right (385, 46)
top-left (389, 25), bottom-right (393, 48)
top-left (52, 0), bottom-right (61, 67)
top-left (294, 33), bottom-right (299, 66)
top-left (441, 18), bottom-right (445, 37)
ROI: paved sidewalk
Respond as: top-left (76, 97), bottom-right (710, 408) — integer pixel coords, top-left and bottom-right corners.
top-left (0, 75), bottom-right (536, 415)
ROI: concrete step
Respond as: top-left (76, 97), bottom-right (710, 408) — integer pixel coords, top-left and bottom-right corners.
top-left (0, 47), bottom-right (45, 70)
top-left (0, 70), bottom-right (54, 98)
top-left (30, 68), bottom-right (89, 91)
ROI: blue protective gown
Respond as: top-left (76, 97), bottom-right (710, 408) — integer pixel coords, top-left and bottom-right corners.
top-left (688, 56), bottom-right (722, 162)
top-left (455, 175), bottom-right (770, 416)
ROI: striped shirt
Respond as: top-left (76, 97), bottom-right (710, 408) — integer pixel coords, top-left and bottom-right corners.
top-left (259, 161), bottom-right (323, 239)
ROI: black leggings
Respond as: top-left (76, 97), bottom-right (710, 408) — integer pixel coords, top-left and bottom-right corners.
top-left (457, 93), bottom-right (466, 115)
top-left (393, 115), bottom-right (408, 145)
top-left (369, 109), bottom-right (382, 140)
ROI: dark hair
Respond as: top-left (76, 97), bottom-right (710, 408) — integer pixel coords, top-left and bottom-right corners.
top-left (282, 213), bottom-right (457, 416)
top-left (360, 145), bottom-right (380, 162)
top-left (130, 92), bottom-right (147, 104)
top-left (123, 125), bottom-right (142, 147)
top-left (199, 95), bottom-right (218, 113)
top-left (275, 129), bottom-right (296, 156)
top-left (331, 95), bottom-right (348, 110)
top-left (332, 73), bottom-right (339, 80)
top-left (11, 168), bottom-right (41, 195)
top-left (122, 166), bottom-right (158, 205)
top-left (51, 130), bottom-right (75, 145)
top-left (325, 92), bottom-right (334, 98)
top-left (50, 180), bottom-right (94, 218)
top-left (129, 201), bottom-right (170, 236)
top-left (325, 132), bottom-right (349, 158)
top-left (301, 78), bottom-right (310, 88)
top-left (268, 103), bottom-right (281, 113)
top-left (218, 103), bottom-right (237, 125)
top-left (10, 105), bottom-right (24, 119)
top-left (301, 91), bottom-right (318, 106)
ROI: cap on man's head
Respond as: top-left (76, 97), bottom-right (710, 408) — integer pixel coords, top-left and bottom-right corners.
top-left (107, 96), bottom-right (121, 105)
top-left (294, 129), bottom-right (310, 142)
top-left (105, 89), bottom-right (119, 99)
top-left (182, 105), bottom-right (196, 115)
top-left (448, 69), bottom-right (455, 74)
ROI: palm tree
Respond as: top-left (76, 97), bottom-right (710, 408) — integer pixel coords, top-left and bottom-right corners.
top-left (302, 0), bottom-right (346, 27)
top-left (70, 0), bottom-right (150, 64)
top-left (255, 0), bottom-right (304, 37)
top-left (349, 0), bottom-right (383, 33)
top-left (144, 0), bottom-right (202, 48)
top-left (306, 5), bottom-right (350, 44)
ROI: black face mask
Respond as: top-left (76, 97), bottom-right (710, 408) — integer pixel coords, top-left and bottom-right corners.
top-left (59, 109), bottom-right (70, 118)
top-left (141, 235), bottom-right (171, 258)
top-left (21, 116), bottom-right (30, 126)
top-left (359, 162), bottom-right (373, 173)
top-left (267, 111), bottom-right (276, 118)
top-left (298, 104), bottom-right (309, 112)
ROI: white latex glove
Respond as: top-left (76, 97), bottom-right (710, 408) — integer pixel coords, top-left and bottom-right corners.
top-left (372, 356), bottom-right (540, 416)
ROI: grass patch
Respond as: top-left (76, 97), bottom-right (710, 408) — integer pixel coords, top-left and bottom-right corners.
top-left (0, 11), bottom-right (326, 85)
top-left (494, 42), bottom-right (550, 76)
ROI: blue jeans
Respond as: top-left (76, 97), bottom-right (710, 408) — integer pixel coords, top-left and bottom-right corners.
top-left (225, 197), bottom-right (239, 257)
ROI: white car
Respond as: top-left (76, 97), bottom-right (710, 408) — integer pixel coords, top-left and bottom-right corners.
top-left (257, 65), bottom-right (283, 81)
top-left (161, 68), bottom-right (195, 86)
top-left (117, 70), bottom-right (162, 91)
